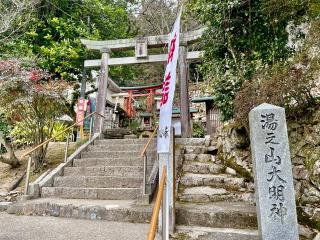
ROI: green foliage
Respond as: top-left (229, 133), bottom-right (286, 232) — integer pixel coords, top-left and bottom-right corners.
top-left (10, 121), bottom-right (33, 146)
top-left (52, 122), bottom-right (72, 142)
top-left (188, 0), bottom-right (320, 120)
top-left (0, 112), bottom-right (10, 136)
top-left (234, 20), bottom-right (320, 128)
top-left (128, 119), bottom-right (140, 134)
top-left (11, 121), bottom-right (71, 145)
top-left (0, 0), bottom-right (132, 81)
top-left (10, 119), bottom-right (72, 145)
top-left (192, 121), bottom-right (205, 138)
top-left (0, 60), bottom-right (68, 169)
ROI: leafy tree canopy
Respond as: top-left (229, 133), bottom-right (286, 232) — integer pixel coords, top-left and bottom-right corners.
top-left (188, 0), bottom-right (320, 120)
top-left (0, 0), bottom-right (132, 81)
top-left (0, 59), bottom-right (69, 168)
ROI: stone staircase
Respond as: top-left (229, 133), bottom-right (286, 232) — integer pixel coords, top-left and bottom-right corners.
top-left (8, 137), bottom-right (157, 225)
top-left (173, 138), bottom-right (258, 240)
top-left (177, 139), bottom-right (254, 203)
top-left (41, 138), bottom-right (156, 200)
top-left (7, 136), bottom-right (313, 239)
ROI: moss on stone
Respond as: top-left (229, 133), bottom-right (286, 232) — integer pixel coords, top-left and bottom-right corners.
top-left (171, 232), bottom-right (188, 240)
top-left (297, 207), bottom-right (320, 231)
top-left (225, 156), bottom-right (253, 182)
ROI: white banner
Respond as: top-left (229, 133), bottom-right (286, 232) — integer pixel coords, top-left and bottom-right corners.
top-left (157, 10), bottom-right (181, 153)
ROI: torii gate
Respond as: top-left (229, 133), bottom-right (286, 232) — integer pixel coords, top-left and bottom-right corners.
top-left (81, 28), bottom-right (204, 137)
top-left (121, 84), bottom-right (163, 118)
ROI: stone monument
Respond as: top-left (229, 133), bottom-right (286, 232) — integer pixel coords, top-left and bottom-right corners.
top-left (249, 103), bottom-right (299, 240)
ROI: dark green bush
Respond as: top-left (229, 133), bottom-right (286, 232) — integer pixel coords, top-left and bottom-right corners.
top-left (234, 20), bottom-right (320, 128)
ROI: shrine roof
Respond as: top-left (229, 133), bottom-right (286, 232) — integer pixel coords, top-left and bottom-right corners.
top-left (120, 84), bottom-right (162, 91)
top-left (172, 108), bottom-right (198, 114)
top-left (191, 96), bottom-right (214, 103)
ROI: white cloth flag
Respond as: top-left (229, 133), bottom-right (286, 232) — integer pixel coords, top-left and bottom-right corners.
top-left (157, 10), bottom-right (181, 153)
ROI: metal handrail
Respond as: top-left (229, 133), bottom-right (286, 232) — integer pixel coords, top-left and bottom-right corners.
top-left (140, 125), bottom-right (158, 158)
top-left (21, 111), bottom-right (104, 159)
top-left (147, 166), bottom-right (167, 240)
top-left (140, 125), bottom-right (158, 195)
top-left (23, 111), bottom-right (105, 195)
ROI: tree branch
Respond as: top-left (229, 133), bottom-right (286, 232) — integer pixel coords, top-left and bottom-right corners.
top-left (0, 133), bottom-right (20, 168)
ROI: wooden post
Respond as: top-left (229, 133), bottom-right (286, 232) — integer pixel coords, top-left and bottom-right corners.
top-left (179, 44), bottom-right (191, 138)
top-left (93, 48), bottom-right (110, 134)
top-left (80, 68), bottom-right (87, 98)
top-left (24, 155), bottom-right (32, 195)
top-left (206, 101), bottom-right (214, 136)
top-left (64, 132), bottom-right (70, 162)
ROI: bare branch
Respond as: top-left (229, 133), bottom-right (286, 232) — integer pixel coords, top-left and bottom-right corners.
top-left (0, 132), bottom-right (20, 168)
top-left (0, 0), bottom-right (39, 39)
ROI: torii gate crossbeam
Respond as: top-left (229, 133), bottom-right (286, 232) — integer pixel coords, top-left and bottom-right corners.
top-left (82, 28), bottom-right (205, 137)
top-left (84, 51), bottom-right (202, 67)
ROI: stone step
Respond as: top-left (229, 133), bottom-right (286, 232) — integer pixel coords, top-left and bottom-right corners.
top-left (172, 225), bottom-right (258, 240)
top-left (103, 128), bottom-right (132, 139)
top-left (178, 186), bottom-right (254, 203)
top-left (175, 138), bottom-right (207, 146)
top-left (73, 158), bottom-right (154, 167)
top-left (94, 139), bottom-right (152, 145)
top-left (0, 202), bottom-right (12, 212)
top-left (54, 176), bottom-right (143, 188)
top-left (184, 146), bottom-right (208, 154)
top-left (81, 150), bottom-right (155, 158)
top-left (180, 173), bottom-right (245, 190)
top-left (182, 162), bottom-right (223, 174)
top-left (64, 166), bottom-right (145, 177)
top-left (7, 200), bottom-right (256, 230)
top-left (89, 144), bottom-right (156, 152)
top-left (176, 202), bottom-right (257, 229)
top-left (7, 198), bottom-right (152, 223)
top-left (41, 187), bottom-right (141, 200)
top-left (184, 154), bottom-right (214, 163)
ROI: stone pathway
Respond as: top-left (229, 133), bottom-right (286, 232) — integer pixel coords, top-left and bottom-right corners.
top-left (42, 138), bottom-right (156, 201)
top-left (0, 212), bottom-right (149, 240)
top-left (178, 139), bottom-right (254, 203)
top-left (173, 138), bottom-right (258, 239)
top-left (8, 198), bottom-right (152, 223)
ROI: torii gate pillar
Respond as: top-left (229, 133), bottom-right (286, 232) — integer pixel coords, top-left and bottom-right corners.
top-left (179, 43), bottom-right (191, 138)
top-left (93, 48), bottom-right (110, 134)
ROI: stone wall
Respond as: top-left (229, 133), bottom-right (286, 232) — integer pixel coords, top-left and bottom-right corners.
top-left (214, 110), bottom-right (320, 230)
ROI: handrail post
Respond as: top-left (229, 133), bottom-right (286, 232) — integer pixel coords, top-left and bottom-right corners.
top-left (143, 153), bottom-right (147, 195)
top-left (64, 132), bottom-right (70, 162)
top-left (162, 177), bottom-right (169, 240)
top-left (89, 115), bottom-right (94, 140)
top-left (24, 155), bottom-right (32, 195)
top-left (99, 115), bottom-right (104, 134)
top-left (140, 125), bottom-right (158, 205)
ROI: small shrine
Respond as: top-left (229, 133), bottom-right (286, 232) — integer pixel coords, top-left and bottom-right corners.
top-left (191, 96), bottom-right (222, 136)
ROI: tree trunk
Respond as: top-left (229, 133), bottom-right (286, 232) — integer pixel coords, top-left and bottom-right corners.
top-left (0, 133), bottom-right (20, 168)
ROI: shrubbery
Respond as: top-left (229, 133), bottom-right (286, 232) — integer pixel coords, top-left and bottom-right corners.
top-left (0, 59), bottom-right (68, 169)
top-left (234, 20), bottom-right (320, 128)
top-left (188, 1), bottom-right (320, 121)
top-left (192, 121), bottom-right (205, 138)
